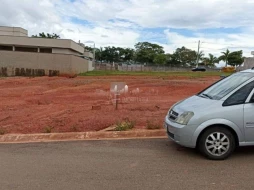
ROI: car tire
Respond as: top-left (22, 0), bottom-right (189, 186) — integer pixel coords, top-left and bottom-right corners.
top-left (198, 127), bottom-right (235, 160)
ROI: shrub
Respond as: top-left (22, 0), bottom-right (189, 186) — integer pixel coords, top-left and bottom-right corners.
top-left (222, 67), bottom-right (236, 73)
top-left (0, 128), bottom-right (6, 135)
top-left (44, 126), bottom-right (54, 133)
top-left (114, 118), bottom-right (135, 131)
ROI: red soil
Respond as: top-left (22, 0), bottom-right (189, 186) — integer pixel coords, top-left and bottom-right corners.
top-left (0, 75), bottom-right (219, 134)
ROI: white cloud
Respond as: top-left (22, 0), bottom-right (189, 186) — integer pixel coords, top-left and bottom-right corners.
top-left (164, 29), bottom-right (254, 57)
top-left (0, 0), bottom-right (62, 35)
top-left (60, 22), bottom-right (140, 47)
top-left (55, 0), bottom-right (129, 23)
top-left (0, 0), bottom-right (254, 60)
top-left (117, 0), bottom-right (254, 29)
top-left (0, 0), bottom-right (140, 48)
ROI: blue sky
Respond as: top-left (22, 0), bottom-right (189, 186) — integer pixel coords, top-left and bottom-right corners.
top-left (0, 0), bottom-right (254, 63)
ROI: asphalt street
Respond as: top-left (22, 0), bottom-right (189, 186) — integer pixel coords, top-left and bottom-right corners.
top-left (1, 138), bottom-right (254, 190)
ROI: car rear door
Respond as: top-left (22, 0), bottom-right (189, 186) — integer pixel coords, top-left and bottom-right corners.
top-left (223, 80), bottom-right (254, 142)
top-left (244, 89), bottom-right (254, 142)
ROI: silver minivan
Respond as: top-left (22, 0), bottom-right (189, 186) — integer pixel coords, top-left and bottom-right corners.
top-left (164, 69), bottom-right (254, 160)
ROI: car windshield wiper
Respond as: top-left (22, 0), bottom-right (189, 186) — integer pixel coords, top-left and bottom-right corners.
top-left (201, 93), bottom-right (213, 99)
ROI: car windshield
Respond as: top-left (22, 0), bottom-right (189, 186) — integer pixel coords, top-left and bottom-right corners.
top-left (199, 72), bottom-right (254, 100)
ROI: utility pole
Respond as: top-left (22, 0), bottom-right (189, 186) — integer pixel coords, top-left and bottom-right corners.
top-left (196, 40), bottom-right (200, 68)
top-left (93, 43), bottom-right (95, 67)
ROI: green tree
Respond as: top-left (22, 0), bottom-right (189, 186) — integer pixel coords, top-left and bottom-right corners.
top-left (95, 47), bottom-right (103, 62)
top-left (95, 47), bottom-right (134, 63)
top-left (219, 49), bottom-right (230, 67)
top-left (85, 46), bottom-right (93, 52)
top-left (122, 48), bottom-right (135, 62)
top-left (172, 46), bottom-right (197, 66)
top-left (101, 46), bottom-right (120, 63)
top-left (153, 54), bottom-right (167, 65)
top-left (203, 54), bottom-right (219, 66)
top-left (134, 42), bottom-right (164, 64)
top-left (195, 51), bottom-right (205, 65)
top-left (165, 53), bottom-right (181, 66)
top-left (101, 47), bottom-right (112, 63)
top-left (32, 32), bottom-right (60, 39)
top-left (116, 47), bottom-right (125, 62)
top-left (227, 50), bottom-right (244, 67)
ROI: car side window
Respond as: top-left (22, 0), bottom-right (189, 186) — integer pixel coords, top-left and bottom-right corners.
top-left (223, 81), bottom-right (254, 106)
top-left (250, 94), bottom-right (254, 103)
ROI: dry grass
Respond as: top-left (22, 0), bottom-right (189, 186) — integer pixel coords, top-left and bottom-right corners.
top-left (44, 126), bottom-right (54, 133)
top-left (114, 118), bottom-right (136, 131)
top-left (0, 128), bottom-right (7, 135)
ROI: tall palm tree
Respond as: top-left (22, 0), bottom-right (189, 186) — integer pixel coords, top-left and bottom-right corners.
top-left (219, 49), bottom-right (230, 67)
top-left (197, 51), bottom-right (205, 60)
top-left (203, 54), bottom-right (219, 66)
top-left (195, 51), bottom-right (205, 66)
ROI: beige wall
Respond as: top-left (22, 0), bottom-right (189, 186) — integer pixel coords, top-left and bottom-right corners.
top-left (0, 51), bottom-right (89, 76)
top-left (0, 35), bottom-right (84, 54)
top-left (71, 56), bottom-right (88, 74)
top-left (70, 41), bottom-right (85, 55)
top-left (237, 57), bottom-right (254, 71)
top-left (52, 48), bottom-right (81, 55)
top-left (243, 58), bottom-right (254, 70)
top-left (84, 51), bottom-right (93, 58)
top-left (87, 60), bottom-right (94, 71)
top-left (0, 26), bottom-right (28, 37)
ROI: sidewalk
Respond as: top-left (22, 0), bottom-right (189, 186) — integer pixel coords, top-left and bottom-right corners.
top-left (0, 129), bottom-right (167, 144)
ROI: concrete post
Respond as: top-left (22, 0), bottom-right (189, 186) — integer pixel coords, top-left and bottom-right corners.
top-left (115, 91), bottom-right (120, 110)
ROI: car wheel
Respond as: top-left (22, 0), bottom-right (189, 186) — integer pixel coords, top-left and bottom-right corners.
top-left (198, 127), bottom-right (235, 160)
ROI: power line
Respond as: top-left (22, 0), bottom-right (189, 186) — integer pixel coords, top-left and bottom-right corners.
top-left (167, 41), bottom-right (253, 46)
top-left (166, 42), bottom-right (198, 45)
top-left (202, 45), bottom-right (254, 49)
top-left (202, 42), bottom-right (234, 45)
top-left (201, 42), bottom-right (254, 47)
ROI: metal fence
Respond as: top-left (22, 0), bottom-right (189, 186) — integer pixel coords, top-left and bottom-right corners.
top-left (94, 63), bottom-right (218, 72)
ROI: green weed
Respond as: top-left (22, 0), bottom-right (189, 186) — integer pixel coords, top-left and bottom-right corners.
top-left (0, 128), bottom-right (6, 135)
top-left (44, 126), bottom-right (54, 133)
top-left (114, 118), bottom-right (135, 131)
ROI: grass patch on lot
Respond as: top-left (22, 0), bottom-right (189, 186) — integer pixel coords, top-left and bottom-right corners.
top-left (114, 118), bottom-right (135, 131)
top-left (44, 126), bottom-right (54, 133)
top-left (80, 70), bottom-right (231, 77)
top-left (0, 128), bottom-right (7, 135)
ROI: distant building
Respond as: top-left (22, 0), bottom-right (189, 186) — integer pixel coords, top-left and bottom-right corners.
top-left (0, 26), bottom-right (94, 76)
top-left (242, 58), bottom-right (254, 69)
top-left (237, 52), bottom-right (254, 71)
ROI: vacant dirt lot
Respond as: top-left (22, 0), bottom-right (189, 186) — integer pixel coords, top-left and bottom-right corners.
top-left (0, 75), bottom-right (219, 134)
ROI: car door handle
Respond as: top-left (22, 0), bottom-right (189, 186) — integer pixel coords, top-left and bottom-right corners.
top-left (246, 122), bottom-right (254, 127)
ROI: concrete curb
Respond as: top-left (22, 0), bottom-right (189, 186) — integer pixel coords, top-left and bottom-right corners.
top-left (0, 129), bottom-right (167, 144)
